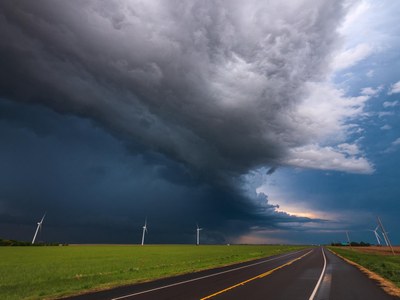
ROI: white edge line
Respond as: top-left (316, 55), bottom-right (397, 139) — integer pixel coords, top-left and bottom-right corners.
top-left (309, 247), bottom-right (327, 300)
top-left (111, 249), bottom-right (308, 300)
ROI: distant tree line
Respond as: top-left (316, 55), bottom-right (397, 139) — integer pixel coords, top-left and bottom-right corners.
top-left (330, 241), bottom-right (371, 247)
top-left (0, 238), bottom-right (68, 246)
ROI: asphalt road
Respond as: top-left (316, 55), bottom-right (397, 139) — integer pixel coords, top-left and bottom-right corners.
top-left (64, 247), bottom-right (398, 300)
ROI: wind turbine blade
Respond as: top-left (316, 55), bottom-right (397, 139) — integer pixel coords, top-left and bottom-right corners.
top-left (376, 232), bottom-right (382, 244)
top-left (40, 212), bottom-right (46, 223)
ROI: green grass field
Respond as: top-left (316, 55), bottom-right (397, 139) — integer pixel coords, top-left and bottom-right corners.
top-left (329, 247), bottom-right (400, 288)
top-left (0, 244), bottom-right (306, 300)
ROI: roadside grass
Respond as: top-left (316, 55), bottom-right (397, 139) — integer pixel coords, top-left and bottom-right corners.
top-left (0, 244), bottom-right (306, 300)
top-left (329, 247), bottom-right (400, 288)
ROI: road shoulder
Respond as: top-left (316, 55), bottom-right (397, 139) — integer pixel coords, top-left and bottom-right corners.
top-left (328, 248), bottom-right (400, 298)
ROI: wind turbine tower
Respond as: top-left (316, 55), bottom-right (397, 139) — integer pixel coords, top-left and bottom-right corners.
top-left (381, 231), bottom-right (389, 246)
top-left (32, 213), bottom-right (46, 244)
top-left (196, 223), bottom-right (203, 245)
top-left (141, 218), bottom-right (148, 246)
top-left (377, 216), bottom-right (395, 255)
top-left (346, 231), bottom-right (352, 249)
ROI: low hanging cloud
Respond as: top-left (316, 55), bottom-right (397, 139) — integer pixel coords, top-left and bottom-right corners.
top-left (285, 144), bottom-right (373, 174)
top-left (332, 43), bottom-right (374, 71)
top-left (388, 81), bottom-right (400, 95)
top-left (282, 82), bottom-right (373, 174)
top-left (383, 101), bottom-right (399, 108)
top-left (361, 86), bottom-right (383, 97)
top-left (383, 137), bottom-right (400, 154)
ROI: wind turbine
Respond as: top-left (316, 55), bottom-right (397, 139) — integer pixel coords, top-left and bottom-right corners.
top-left (196, 223), bottom-right (202, 245)
top-left (32, 213), bottom-right (46, 244)
top-left (345, 231), bottom-right (352, 249)
top-left (368, 226), bottom-right (382, 245)
top-left (141, 218), bottom-right (148, 246)
top-left (377, 216), bottom-right (395, 255)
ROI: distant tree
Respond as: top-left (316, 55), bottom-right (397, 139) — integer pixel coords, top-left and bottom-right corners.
top-left (330, 242), bottom-right (343, 246)
top-left (330, 241), bottom-right (370, 247)
top-left (0, 238), bottom-right (31, 246)
top-left (0, 238), bottom-right (68, 246)
top-left (350, 241), bottom-right (370, 247)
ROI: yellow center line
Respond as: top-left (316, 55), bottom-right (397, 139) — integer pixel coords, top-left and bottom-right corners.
top-left (200, 249), bottom-right (313, 300)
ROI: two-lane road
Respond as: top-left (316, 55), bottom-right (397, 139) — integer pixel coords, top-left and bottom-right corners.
top-left (65, 247), bottom-right (397, 300)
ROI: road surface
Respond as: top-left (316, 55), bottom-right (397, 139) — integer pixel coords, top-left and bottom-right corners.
top-left (64, 247), bottom-right (398, 300)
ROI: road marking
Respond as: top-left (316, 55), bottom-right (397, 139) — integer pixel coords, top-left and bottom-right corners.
top-left (200, 249), bottom-right (313, 300)
top-left (308, 247), bottom-right (327, 300)
top-left (110, 249), bottom-right (307, 300)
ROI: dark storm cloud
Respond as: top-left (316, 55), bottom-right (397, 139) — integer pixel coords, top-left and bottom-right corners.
top-left (0, 0), bottom-right (346, 175)
top-left (266, 166), bottom-right (278, 176)
top-left (0, 98), bottom-right (321, 243)
top-left (0, 1), bottom-right (348, 242)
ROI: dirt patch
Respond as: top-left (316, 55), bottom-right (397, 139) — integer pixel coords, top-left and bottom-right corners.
top-left (336, 246), bottom-right (400, 256)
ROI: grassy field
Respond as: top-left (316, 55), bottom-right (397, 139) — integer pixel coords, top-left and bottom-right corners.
top-left (0, 244), bottom-right (306, 300)
top-left (329, 247), bottom-right (400, 288)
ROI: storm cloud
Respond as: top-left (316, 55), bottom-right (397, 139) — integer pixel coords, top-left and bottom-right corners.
top-left (0, 0), bottom-right (356, 173)
top-left (0, 0), bottom-right (372, 243)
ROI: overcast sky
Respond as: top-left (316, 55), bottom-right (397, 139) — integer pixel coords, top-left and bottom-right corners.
top-left (0, 0), bottom-right (399, 245)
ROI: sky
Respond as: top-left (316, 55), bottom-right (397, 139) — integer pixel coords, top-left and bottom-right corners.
top-left (0, 0), bottom-right (399, 245)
